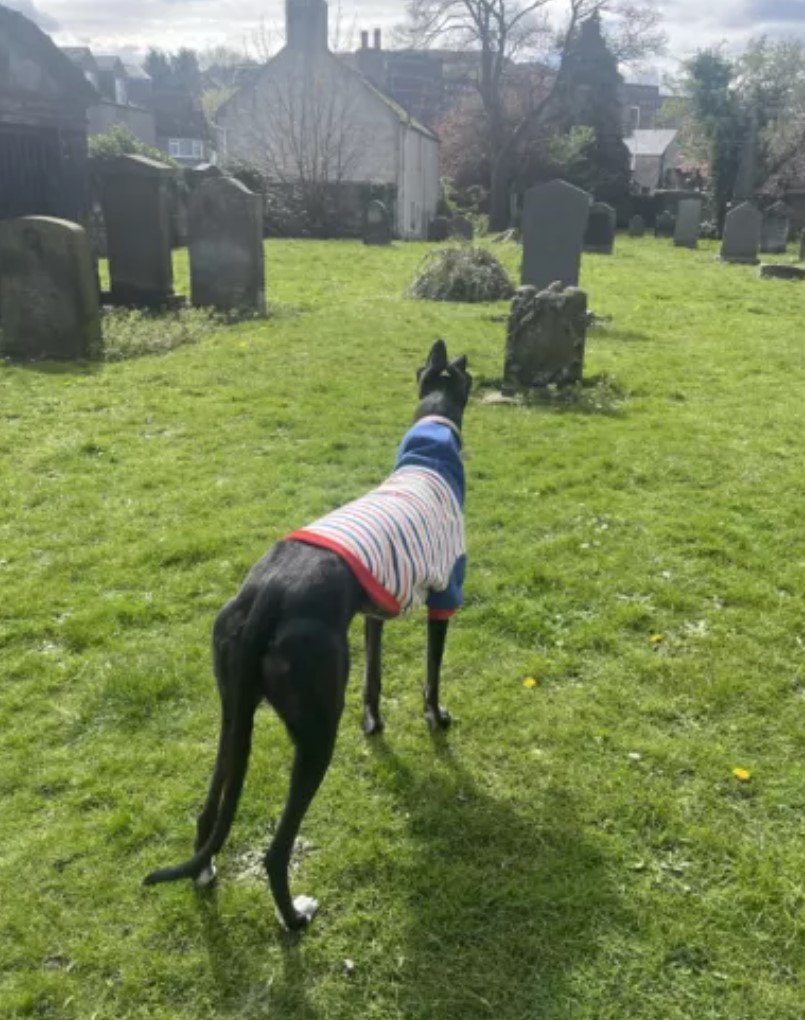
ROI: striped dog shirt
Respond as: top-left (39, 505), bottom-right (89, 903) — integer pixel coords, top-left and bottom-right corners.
top-left (287, 416), bottom-right (466, 619)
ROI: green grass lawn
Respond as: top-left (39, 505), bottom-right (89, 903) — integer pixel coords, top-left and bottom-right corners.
top-left (2, 236), bottom-right (805, 1020)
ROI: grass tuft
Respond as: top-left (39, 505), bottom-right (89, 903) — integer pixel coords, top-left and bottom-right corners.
top-left (409, 245), bottom-right (515, 303)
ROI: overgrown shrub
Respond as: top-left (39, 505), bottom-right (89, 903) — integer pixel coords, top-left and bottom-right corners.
top-left (410, 247), bottom-right (515, 303)
top-left (101, 307), bottom-right (218, 362)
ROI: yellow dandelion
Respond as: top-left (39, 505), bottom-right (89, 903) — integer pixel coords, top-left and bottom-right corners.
top-left (733, 768), bottom-right (751, 783)
top-left (523, 677), bottom-right (538, 689)
top-left (650, 633), bottom-right (664, 645)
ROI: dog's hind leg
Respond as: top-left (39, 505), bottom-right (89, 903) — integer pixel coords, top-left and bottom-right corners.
top-left (424, 618), bottom-right (452, 730)
top-left (265, 627), bottom-right (347, 931)
top-left (362, 617), bottom-right (385, 736)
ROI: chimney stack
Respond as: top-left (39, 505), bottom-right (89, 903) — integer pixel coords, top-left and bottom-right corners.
top-left (374, 28), bottom-right (382, 50)
top-left (361, 30), bottom-right (369, 49)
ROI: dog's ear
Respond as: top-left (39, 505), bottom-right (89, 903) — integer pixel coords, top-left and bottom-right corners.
top-left (426, 339), bottom-right (448, 373)
top-left (449, 355), bottom-right (468, 375)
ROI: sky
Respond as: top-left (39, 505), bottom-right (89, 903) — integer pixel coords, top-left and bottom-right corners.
top-left (6, 0), bottom-right (805, 70)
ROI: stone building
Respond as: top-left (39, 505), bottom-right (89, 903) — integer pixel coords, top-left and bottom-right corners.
top-left (0, 4), bottom-right (96, 223)
top-left (217, 0), bottom-right (440, 240)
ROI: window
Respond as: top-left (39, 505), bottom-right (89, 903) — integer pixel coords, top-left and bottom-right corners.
top-left (168, 138), bottom-right (204, 160)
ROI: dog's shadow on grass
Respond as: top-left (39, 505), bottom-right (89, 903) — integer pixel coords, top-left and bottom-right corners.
top-left (366, 737), bottom-right (629, 1020)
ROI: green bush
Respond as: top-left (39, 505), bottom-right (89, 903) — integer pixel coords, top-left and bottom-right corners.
top-left (409, 246), bottom-right (515, 303)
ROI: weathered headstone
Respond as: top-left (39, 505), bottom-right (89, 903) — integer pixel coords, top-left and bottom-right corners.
top-left (504, 282), bottom-right (588, 389)
top-left (720, 202), bottom-right (761, 264)
top-left (760, 201), bottom-right (790, 254)
top-left (100, 154), bottom-right (175, 307)
top-left (364, 200), bottom-right (392, 246)
top-left (655, 210), bottom-right (675, 238)
top-left (188, 176), bottom-right (265, 314)
top-left (584, 202), bottom-right (616, 254)
top-left (521, 179), bottom-right (591, 290)
top-left (628, 214), bottom-right (646, 238)
top-left (674, 198), bottom-right (702, 248)
top-left (759, 263), bottom-right (805, 281)
top-left (428, 216), bottom-right (449, 242)
top-left (449, 216), bottom-right (474, 241)
top-left (0, 217), bottom-right (101, 360)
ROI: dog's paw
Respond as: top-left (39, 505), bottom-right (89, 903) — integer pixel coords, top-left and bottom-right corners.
top-left (276, 895), bottom-right (319, 932)
top-left (363, 709), bottom-right (385, 737)
top-left (425, 706), bottom-right (452, 731)
top-left (194, 861), bottom-right (217, 890)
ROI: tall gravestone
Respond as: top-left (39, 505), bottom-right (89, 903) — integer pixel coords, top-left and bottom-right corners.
top-left (720, 203), bottom-right (761, 264)
top-left (364, 200), bottom-right (392, 246)
top-left (674, 198), bottom-right (702, 248)
top-left (189, 176), bottom-right (265, 314)
top-left (504, 282), bottom-right (588, 389)
top-left (583, 202), bottom-right (616, 254)
top-left (0, 217), bottom-right (101, 360)
top-left (100, 154), bottom-right (175, 307)
top-left (760, 202), bottom-right (790, 254)
top-left (522, 179), bottom-right (590, 290)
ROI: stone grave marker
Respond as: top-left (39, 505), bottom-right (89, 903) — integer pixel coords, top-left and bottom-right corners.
top-left (628, 214), bottom-right (646, 238)
top-left (655, 210), bottom-right (675, 238)
top-left (800, 230), bottom-right (805, 263)
top-left (584, 202), bottom-right (616, 254)
top-left (504, 282), bottom-right (588, 389)
top-left (0, 216), bottom-right (101, 360)
top-left (100, 154), bottom-right (176, 307)
top-left (720, 202), bottom-right (761, 264)
top-left (521, 179), bottom-right (591, 290)
top-left (189, 176), bottom-right (265, 314)
top-left (674, 198), bottom-right (702, 248)
top-left (428, 216), bottom-right (449, 242)
top-left (761, 201), bottom-right (790, 254)
top-left (364, 200), bottom-right (392, 245)
top-left (759, 264), bottom-right (805, 281)
top-left (449, 216), bottom-right (474, 241)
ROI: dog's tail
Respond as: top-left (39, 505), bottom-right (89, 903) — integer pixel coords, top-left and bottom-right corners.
top-left (143, 589), bottom-right (278, 888)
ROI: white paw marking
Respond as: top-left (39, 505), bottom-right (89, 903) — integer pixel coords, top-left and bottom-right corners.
top-left (275, 894), bottom-right (320, 930)
top-left (195, 862), bottom-right (217, 889)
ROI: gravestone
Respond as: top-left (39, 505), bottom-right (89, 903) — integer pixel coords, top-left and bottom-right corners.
top-left (189, 176), bottom-right (265, 314)
top-left (449, 216), bottom-right (474, 241)
top-left (759, 263), bottom-right (805, 281)
top-left (100, 154), bottom-right (175, 307)
top-left (720, 202), bottom-right (761, 264)
top-left (674, 198), bottom-right (702, 248)
top-left (760, 201), bottom-right (790, 254)
top-left (655, 210), bottom-right (675, 238)
top-left (583, 202), bottom-right (616, 254)
top-left (0, 217), bottom-right (101, 360)
top-left (364, 200), bottom-right (392, 246)
top-left (521, 179), bottom-right (591, 290)
top-left (800, 230), bottom-right (805, 263)
top-left (628, 214), bottom-right (646, 238)
top-left (504, 282), bottom-right (588, 390)
top-left (428, 216), bottom-right (449, 242)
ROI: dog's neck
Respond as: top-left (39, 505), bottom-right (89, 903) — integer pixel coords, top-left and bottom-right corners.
top-left (413, 393), bottom-right (464, 435)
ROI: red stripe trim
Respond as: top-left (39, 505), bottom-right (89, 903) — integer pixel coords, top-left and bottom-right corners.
top-left (287, 531), bottom-right (401, 617)
top-left (428, 608), bottom-right (458, 621)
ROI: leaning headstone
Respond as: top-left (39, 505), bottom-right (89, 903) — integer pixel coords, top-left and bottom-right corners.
top-left (674, 198), bottom-right (702, 248)
top-left (449, 216), bottom-right (474, 241)
top-left (428, 216), bottom-right (449, 242)
top-left (189, 176), bottom-right (265, 314)
top-left (521, 179), bottom-right (591, 290)
top-left (0, 216), bottom-right (101, 360)
top-left (583, 202), bottom-right (616, 254)
top-left (760, 201), bottom-right (790, 254)
top-left (504, 282), bottom-right (588, 390)
top-left (99, 154), bottom-right (176, 307)
top-left (364, 200), bottom-right (392, 246)
top-left (720, 202), bottom-right (761, 264)
top-left (628, 214), bottom-right (646, 238)
top-left (655, 210), bottom-right (675, 238)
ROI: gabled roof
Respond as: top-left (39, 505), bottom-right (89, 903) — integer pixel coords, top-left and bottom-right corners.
top-left (0, 4), bottom-right (97, 104)
top-left (625, 129), bottom-right (678, 158)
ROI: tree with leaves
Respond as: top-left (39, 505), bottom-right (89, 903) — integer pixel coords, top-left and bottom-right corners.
top-left (399, 0), bottom-right (665, 229)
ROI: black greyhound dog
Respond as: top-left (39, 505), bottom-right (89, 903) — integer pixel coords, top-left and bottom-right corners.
top-left (144, 340), bottom-right (471, 931)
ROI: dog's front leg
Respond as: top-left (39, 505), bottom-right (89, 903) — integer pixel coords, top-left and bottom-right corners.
top-left (363, 617), bottom-right (385, 735)
top-left (424, 618), bottom-right (451, 730)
